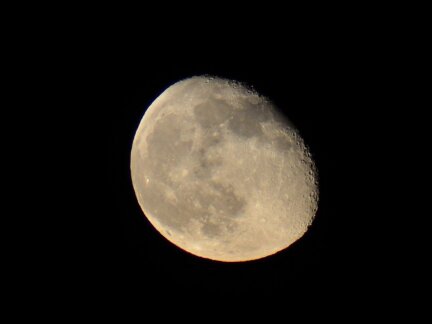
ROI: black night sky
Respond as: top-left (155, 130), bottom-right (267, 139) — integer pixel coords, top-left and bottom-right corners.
top-left (7, 5), bottom-right (419, 319)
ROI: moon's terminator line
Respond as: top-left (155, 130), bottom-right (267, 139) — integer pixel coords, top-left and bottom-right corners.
top-left (131, 76), bottom-right (318, 262)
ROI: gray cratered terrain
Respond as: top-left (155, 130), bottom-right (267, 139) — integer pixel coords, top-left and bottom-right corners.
top-left (131, 76), bottom-right (318, 262)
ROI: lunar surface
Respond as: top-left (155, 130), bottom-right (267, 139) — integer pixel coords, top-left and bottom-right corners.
top-left (131, 76), bottom-right (318, 262)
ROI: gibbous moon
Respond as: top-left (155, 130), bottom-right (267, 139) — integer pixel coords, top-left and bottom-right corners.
top-left (131, 76), bottom-right (318, 262)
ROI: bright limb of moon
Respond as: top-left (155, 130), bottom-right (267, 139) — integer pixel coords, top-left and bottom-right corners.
top-left (130, 76), bottom-right (318, 262)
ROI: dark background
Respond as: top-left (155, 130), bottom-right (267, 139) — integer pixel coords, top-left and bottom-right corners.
top-left (8, 8), bottom-right (420, 319)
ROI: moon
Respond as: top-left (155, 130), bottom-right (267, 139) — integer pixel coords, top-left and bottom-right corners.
top-left (130, 76), bottom-right (318, 262)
